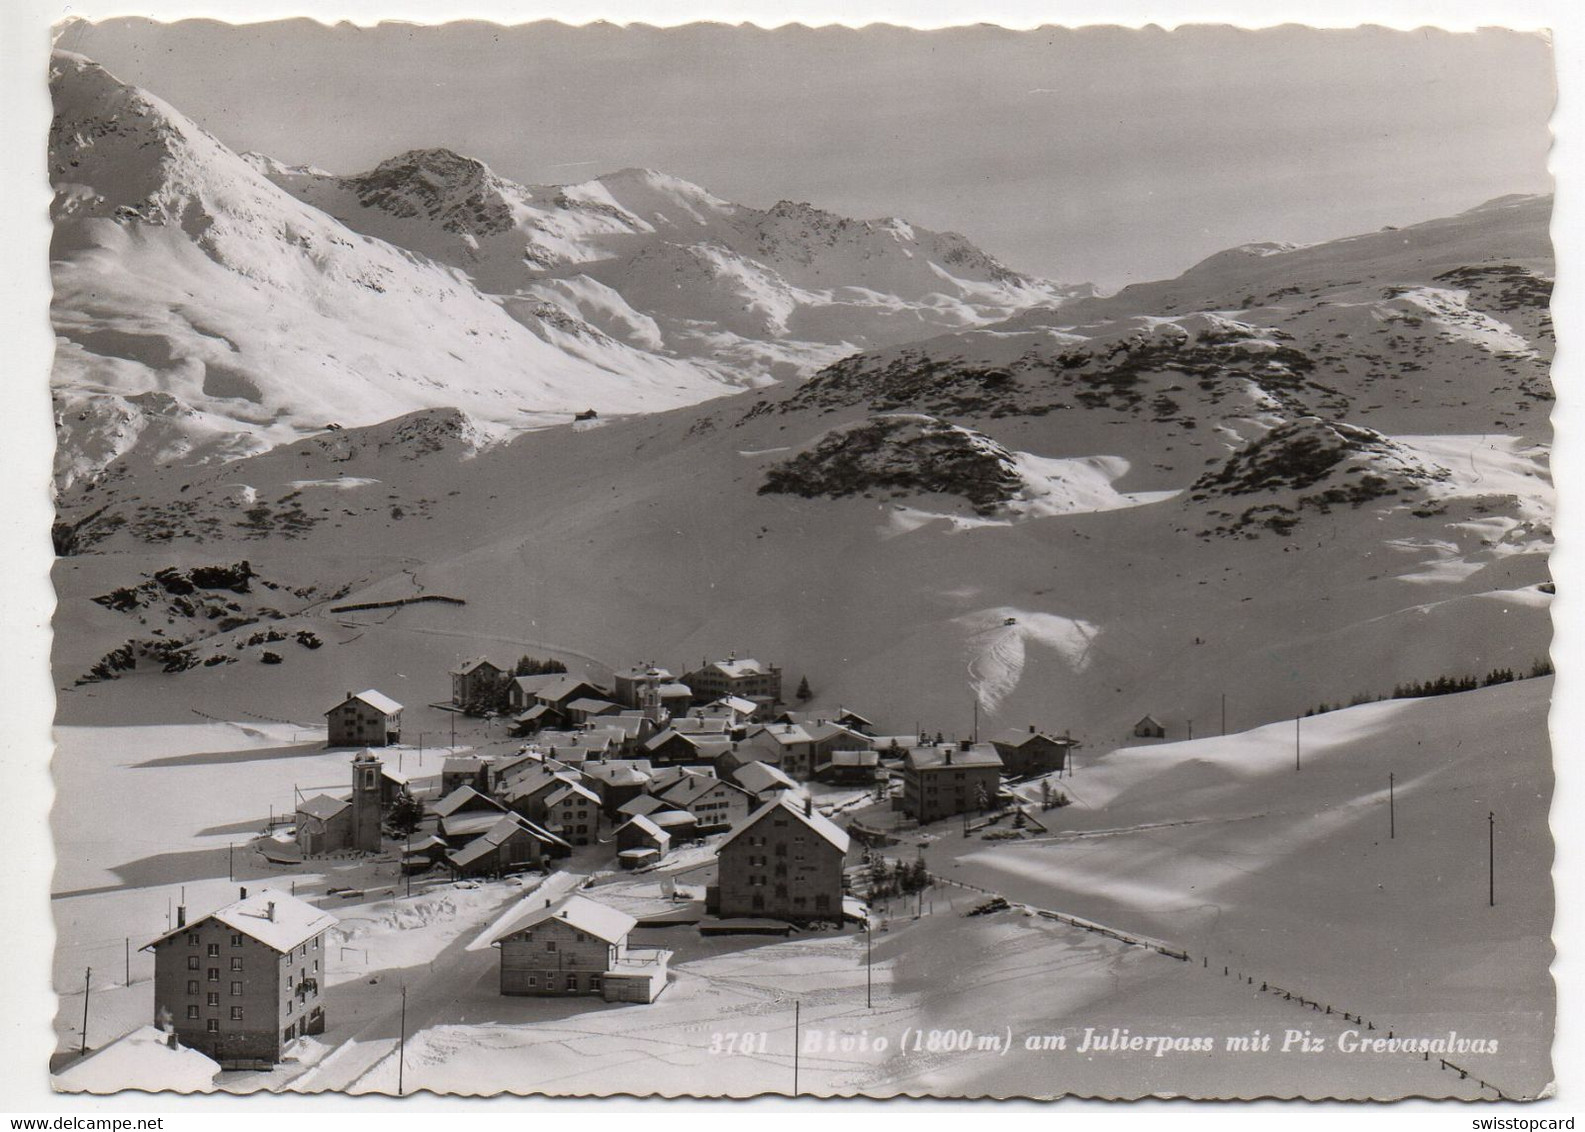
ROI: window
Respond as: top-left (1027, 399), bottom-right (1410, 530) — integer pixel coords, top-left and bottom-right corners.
top-left (231, 934), bottom-right (243, 947)
top-left (206, 1019), bottom-right (219, 1033)
top-left (231, 982), bottom-right (242, 997)
top-left (187, 956), bottom-right (200, 971)
top-left (312, 937), bottom-right (318, 950)
top-left (526, 976), bottom-right (537, 988)
top-left (230, 1007), bottom-right (244, 1021)
top-left (186, 1005), bottom-right (200, 1020)
top-left (565, 975), bottom-right (577, 991)
top-left (207, 992), bottom-right (219, 1007)
top-left (207, 968), bottom-right (219, 982)
top-left (283, 1025), bottom-right (295, 1043)
top-left (187, 980), bottom-right (199, 995)
top-left (287, 975), bottom-right (294, 989)
top-left (207, 943), bottom-right (220, 956)
top-left (187, 932), bottom-right (200, 946)
top-left (231, 958), bottom-right (243, 971)
top-left (546, 941), bottom-right (557, 952)
top-left (313, 960), bottom-right (319, 973)
top-left (590, 975), bottom-right (602, 991)
top-left (286, 1000), bottom-right (293, 1015)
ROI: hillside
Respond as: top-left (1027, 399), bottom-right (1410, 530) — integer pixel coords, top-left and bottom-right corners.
top-left (49, 52), bottom-right (1086, 489)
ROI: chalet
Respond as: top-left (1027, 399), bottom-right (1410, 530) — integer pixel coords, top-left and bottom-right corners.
top-left (712, 796), bottom-right (849, 923)
top-left (400, 834), bottom-right (449, 873)
top-left (616, 793), bottom-right (669, 821)
top-left (535, 728), bottom-right (622, 762)
top-left (669, 715), bottom-right (732, 736)
top-left (143, 889), bottom-right (336, 1066)
top-left (507, 673), bottom-right (564, 714)
top-left (654, 770), bottom-right (753, 833)
top-left (806, 720), bottom-right (874, 764)
top-left (658, 683), bottom-right (696, 716)
top-left (509, 703), bottom-right (563, 736)
top-left (901, 740), bottom-right (1004, 823)
top-left (325, 690), bottom-right (402, 748)
top-left (433, 786), bottom-right (510, 843)
top-left (580, 759), bottom-right (654, 816)
top-left (531, 676), bottom-right (611, 714)
top-left (542, 779), bottom-right (602, 845)
top-left (731, 759), bottom-right (801, 802)
top-left (815, 748), bottom-right (880, 785)
top-left (614, 813), bottom-right (671, 857)
top-left (835, 708), bottom-right (876, 735)
top-left (486, 894), bottom-right (671, 1003)
top-left (738, 722), bottom-right (816, 780)
top-left (294, 795), bottom-right (351, 857)
top-left (451, 657), bottom-right (503, 708)
top-left (990, 726), bottom-right (1077, 777)
top-left (441, 756), bottom-right (491, 796)
top-left (700, 695), bottom-right (759, 726)
top-left (1134, 715), bottom-right (1167, 740)
top-left (497, 764), bottom-right (584, 826)
top-left (566, 697), bottom-right (622, 725)
top-left (449, 814), bottom-right (567, 877)
top-left (53, 1024), bottom-right (221, 1094)
top-left (643, 727), bottom-right (734, 767)
top-left (681, 656), bottom-right (782, 711)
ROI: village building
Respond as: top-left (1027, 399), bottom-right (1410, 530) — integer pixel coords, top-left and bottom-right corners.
top-left (681, 656), bottom-right (783, 713)
top-left (496, 763), bottom-right (587, 828)
top-left (349, 749), bottom-right (387, 852)
top-left (731, 759), bottom-right (801, 802)
top-left (901, 740), bottom-right (1004, 823)
top-left (449, 814), bottom-right (567, 877)
top-left (611, 663), bottom-right (673, 710)
top-left (650, 809), bottom-right (700, 843)
top-left (399, 834), bottom-right (449, 873)
top-left (806, 720), bottom-right (874, 764)
top-left (507, 673), bottom-right (565, 714)
top-left (1134, 715), bottom-right (1167, 740)
top-left (294, 794), bottom-right (351, 857)
top-left (324, 689), bottom-right (403, 748)
top-left (614, 812), bottom-right (672, 858)
top-left (565, 697), bottom-right (622, 725)
top-left (653, 770), bottom-right (753, 833)
top-left (643, 727), bottom-right (734, 768)
top-left (441, 756), bottom-right (491, 797)
top-left (487, 894), bottom-right (672, 1003)
top-left (542, 779), bottom-right (602, 845)
top-left (712, 796), bottom-right (849, 923)
top-left (815, 748), bottom-right (881, 785)
top-left (53, 1024), bottom-right (222, 1094)
top-left (450, 657), bottom-right (503, 708)
top-left (143, 888), bottom-right (337, 1066)
top-left (580, 759), bottom-right (654, 816)
top-left (699, 695), bottom-right (759, 727)
top-left (616, 793), bottom-right (670, 821)
top-left (737, 721), bottom-right (817, 780)
top-left (433, 785), bottom-right (511, 843)
top-left (990, 726), bottom-right (1077, 777)
top-left (834, 708), bottom-right (876, 735)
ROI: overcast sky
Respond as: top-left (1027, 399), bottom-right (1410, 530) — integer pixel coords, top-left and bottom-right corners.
top-left (53, 19), bottom-right (1554, 288)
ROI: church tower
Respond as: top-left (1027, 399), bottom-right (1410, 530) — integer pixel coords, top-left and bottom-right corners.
top-left (350, 750), bottom-right (383, 852)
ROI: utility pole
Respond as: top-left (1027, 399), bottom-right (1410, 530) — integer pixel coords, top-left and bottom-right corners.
top-left (398, 984), bottom-right (408, 1096)
top-left (450, 712), bottom-right (456, 751)
top-left (866, 921), bottom-right (873, 1009)
top-left (125, 938), bottom-right (130, 987)
top-left (1188, 719), bottom-right (1194, 740)
top-left (1221, 694), bottom-right (1227, 736)
top-left (1389, 773), bottom-right (1395, 839)
top-left (1295, 717), bottom-right (1301, 772)
top-left (80, 968), bottom-right (91, 1056)
top-left (229, 842), bottom-right (234, 882)
top-left (793, 999), bottom-right (801, 1096)
top-left (1483, 805), bottom-right (1496, 906)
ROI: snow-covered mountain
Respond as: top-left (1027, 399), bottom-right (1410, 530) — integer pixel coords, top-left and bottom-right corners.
top-left (52, 187), bottom-right (1553, 747)
top-left (48, 51), bottom-right (1087, 488)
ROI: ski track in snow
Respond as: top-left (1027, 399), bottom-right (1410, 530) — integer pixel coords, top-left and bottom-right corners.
top-left (957, 606), bottom-right (1100, 712)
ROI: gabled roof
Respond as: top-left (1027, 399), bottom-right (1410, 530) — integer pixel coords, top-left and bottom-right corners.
top-left (567, 697), bottom-right (619, 714)
top-left (442, 756), bottom-right (486, 773)
top-left (747, 722), bottom-right (813, 747)
top-left (643, 727), bottom-right (701, 752)
top-left (512, 674), bottom-right (564, 696)
top-left (451, 656), bottom-right (499, 676)
top-left (989, 727), bottom-right (1076, 749)
top-left (401, 834), bottom-right (447, 854)
top-left (733, 760), bottom-right (799, 794)
top-left (671, 716), bottom-right (730, 734)
top-left (615, 813), bottom-right (669, 840)
top-left (836, 708), bottom-right (875, 727)
top-left (805, 720), bottom-right (870, 745)
top-left (820, 749), bottom-right (879, 768)
top-left (432, 785), bottom-right (505, 819)
top-left (581, 759), bottom-right (654, 786)
top-left (498, 764), bottom-right (578, 802)
top-left (296, 793), bottom-right (350, 821)
top-left (512, 704), bottom-right (556, 724)
top-left (1136, 714), bottom-right (1165, 729)
top-left (615, 663), bottom-right (672, 681)
top-left (534, 676), bottom-right (606, 705)
top-left (658, 770), bottom-right (749, 807)
top-left (53, 1025), bottom-right (220, 1094)
top-left (451, 815), bottom-right (570, 867)
top-left (145, 890), bottom-right (337, 955)
top-left (486, 894), bottom-right (637, 946)
top-left (657, 682), bottom-right (694, 698)
top-left (327, 689), bottom-right (403, 716)
top-left (617, 794), bottom-right (669, 818)
top-left (710, 695), bottom-right (758, 715)
top-left (697, 657), bottom-right (773, 679)
top-left (903, 743), bottom-right (1004, 771)
top-left (440, 811), bottom-right (513, 841)
top-left (719, 796), bottom-right (850, 855)
top-left (545, 781), bottom-right (601, 809)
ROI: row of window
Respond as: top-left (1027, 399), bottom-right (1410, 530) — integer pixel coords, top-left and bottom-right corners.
top-left (522, 972), bottom-right (601, 990)
top-left (183, 932), bottom-right (319, 953)
top-left (186, 1005), bottom-right (245, 1022)
top-left (188, 957), bottom-right (244, 973)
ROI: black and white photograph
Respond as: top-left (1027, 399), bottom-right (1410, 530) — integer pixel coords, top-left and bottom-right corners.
top-left (6, 0), bottom-right (1581, 1113)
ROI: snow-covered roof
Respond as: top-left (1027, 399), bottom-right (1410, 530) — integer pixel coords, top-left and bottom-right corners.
top-left (451, 656), bottom-right (499, 676)
top-left (837, 708), bottom-right (875, 726)
top-left (749, 722), bottom-right (813, 747)
top-left (701, 657), bottom-right (772, 679)
top-left (326, 688), bottom-right (403, 716)
top-left (805, 720), bottom-right (870, 744)
top-left (443, 756), bottom-right (486, 772)
top-left (534, 676), bottom-right (603, 704)
top-left (146, 890), bottom-right (337, 955)
top-left (989, 727), bottom-right (1075, 749)
top-left (432, 785), bottom-right (503, 818)
top-left (53, 1026), bottom-right (220, 1094)
top-left (615, 663), bottom-right (672, 681)
top-left (903, 743), bottom-right (1003, 771)
top-left (581, 759), bottom-right (653, 785)
top-left (657, 682), bottom-right (694, 698)
top-left (616, 813), bottom-right (669, 840)
top-left (617, 794), bottom-right (668, 817)
top-left (720, 796), bottom-right (850, 855)
top-left (671, 716), bottom-right (730, 734)
top-left (659, 770), bottom-right (748, 807)
top-left (296, 793), bottom-right (350, 821)
top-left (821, 749), bottom-right (879, 767)
top-left (545, 781), bottom-right (601, 808)
top-left (711, 695), bottom-right (758, 714)
top-left (567, 697), bottom-right (618, 714)
top-left (512, 674), bottom-right (563, 695)
top-left (733, 760), bottom-right (799, 794)
top-left (486, 893), bottom-right (637, 946)
top-left (513, 704), bottom-right (556, 723)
